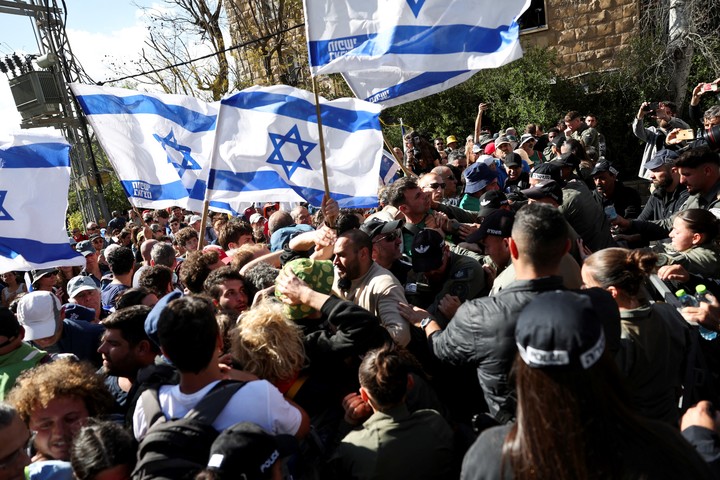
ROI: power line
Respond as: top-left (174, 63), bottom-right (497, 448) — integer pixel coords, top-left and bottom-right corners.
top-left (98, 22), bottom-right (305, 86)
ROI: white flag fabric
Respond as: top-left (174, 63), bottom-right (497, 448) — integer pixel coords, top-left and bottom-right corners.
top-left (208, 85), bottom-right (383, 211)
top-left (304, 0), bottom-right (531, 75)
top-left (343, 68), bottom-right (479, 108)
top-left (70, 83), bottom-right (219, 212)
top-left (0, 134), bottom-right (86, 271)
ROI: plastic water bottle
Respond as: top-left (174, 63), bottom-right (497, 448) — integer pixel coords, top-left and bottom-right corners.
top-left (675, 289), bottom-right (698, 308)
top-left (695, 285), bottom-right (718, 341)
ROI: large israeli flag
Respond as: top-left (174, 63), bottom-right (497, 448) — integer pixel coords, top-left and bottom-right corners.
top-left (304, 0), bottom-right (531, 107)
top-left (0, 134), bottom-right (86, 270)
top-left (70, 83), bottom-right (218, 212)
top-left (208, 85), bottom-right (383, 211)
top-left (305, 0), bottom-right (530, 74)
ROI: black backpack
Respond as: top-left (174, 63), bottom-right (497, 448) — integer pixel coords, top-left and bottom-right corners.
top-left (132, 379), bottom-right (245, 480)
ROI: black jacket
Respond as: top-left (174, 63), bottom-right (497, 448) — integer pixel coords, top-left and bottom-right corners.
top-left (429, 276), bottom-right (565, 423)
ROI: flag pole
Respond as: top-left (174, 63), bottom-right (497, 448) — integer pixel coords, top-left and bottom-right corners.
top-left (382, 135), bottom-right (415, 178)
top-left (311, 77), bottom-right (331, 198)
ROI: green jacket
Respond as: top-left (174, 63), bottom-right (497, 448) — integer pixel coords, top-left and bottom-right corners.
top-left (653, 242), bottom-right (720, 278)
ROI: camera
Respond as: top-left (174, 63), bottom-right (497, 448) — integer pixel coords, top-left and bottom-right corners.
top-left (701, 124), bottom-right (720, 151)
top-left (642, 102), bottom-right (660, 114)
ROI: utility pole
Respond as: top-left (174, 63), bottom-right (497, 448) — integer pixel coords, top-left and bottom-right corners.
top-left (0, 0), bottom-right (110, 225)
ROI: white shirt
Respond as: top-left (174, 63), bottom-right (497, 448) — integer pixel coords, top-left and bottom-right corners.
top-left (133, 379), bottom-right (301, 439)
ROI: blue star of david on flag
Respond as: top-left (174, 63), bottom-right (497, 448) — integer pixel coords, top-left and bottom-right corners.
top-left (153, 129), bottom-right (201, 178)
top-left (406, 0), bottom-right (426, 17)
top-left (0, 191), bottom-right (13, 221)
top-left (266, 125), bottom-right (316, 179)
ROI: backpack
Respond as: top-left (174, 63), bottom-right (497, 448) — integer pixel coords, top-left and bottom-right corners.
top-left (132, 379), bottom-right (245, 480)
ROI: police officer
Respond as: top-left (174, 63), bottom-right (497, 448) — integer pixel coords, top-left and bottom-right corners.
top-left (408, 229), bottom-right (487, 327)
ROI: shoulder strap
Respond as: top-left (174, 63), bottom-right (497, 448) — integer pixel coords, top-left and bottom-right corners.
top-left (140, 387), bottom-right (167, 428)
top-left (186, 379), bottom-right (246, 425)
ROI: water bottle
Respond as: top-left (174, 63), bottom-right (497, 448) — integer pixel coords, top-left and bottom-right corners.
top-left (695, 285), bottom-right (718, 341)
top-left (675, 289), bottom-right (698, 308)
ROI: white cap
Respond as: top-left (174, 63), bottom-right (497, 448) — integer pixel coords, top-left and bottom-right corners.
top-left (16, 291), bottom-right (61, 341)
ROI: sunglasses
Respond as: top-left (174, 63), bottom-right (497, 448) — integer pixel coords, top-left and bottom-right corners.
top-left (373, 231), bottom-right (399, 243)
top-left (424, 182), bottom-right (446, 190)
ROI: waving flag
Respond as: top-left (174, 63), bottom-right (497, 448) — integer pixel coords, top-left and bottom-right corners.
top-left (380, 150), bottom-right (402, 185)
top-left (70, 83), bottom-right (218, 212)
top-left (207, 85), bottom-right (383, 211)
top-left (304, 0), bottom-right (531, 107)
top-left (0, 134), bottom-right (85, 271)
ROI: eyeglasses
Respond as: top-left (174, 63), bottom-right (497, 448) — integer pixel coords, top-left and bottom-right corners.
top-left (373, 231), bottom-right (399, 243)
top-left (423, 182), bottom-right (446, 190)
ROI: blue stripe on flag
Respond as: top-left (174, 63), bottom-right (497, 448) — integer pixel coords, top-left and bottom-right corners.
top-left (0, 143), bottom-right (70, 168)
top-left (0, 237), bottom-right (83, 263)
top-left (309, 23), bottom-right (518, 67)
top-left (209, 169), bottom-right (378, 208)
top-left (364, 70), bottom-right (471, 104)
top-left (76, 94), bottom-right (217, 133)
top-left (221, 91), bottom-right (381, 133)
top-left (120, 179), bottom-right (195, 202)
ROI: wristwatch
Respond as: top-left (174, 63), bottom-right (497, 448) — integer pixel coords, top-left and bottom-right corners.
top-left (419, 317), bottom-right (433, 330)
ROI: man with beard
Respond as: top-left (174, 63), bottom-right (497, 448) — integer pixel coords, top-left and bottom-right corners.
top-left (332, 229), bottom-right (411, 347)
top-left (97, 305), bottom-right (162, 417)
top-left (503, 152), bottom-right (530, 195)
top-left (359, 219), bottom-right (411, 285)
top-left (634, 101), bottom-right (690, 178)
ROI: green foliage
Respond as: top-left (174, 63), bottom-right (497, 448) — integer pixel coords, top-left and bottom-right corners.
top-left (382, 48), bottom-right (583, 149)
top-left (66, 210), bottom-right (84, 234)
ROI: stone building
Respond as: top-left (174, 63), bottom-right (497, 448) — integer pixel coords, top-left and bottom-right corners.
top-left (520, 0), bottom-right (640, 77)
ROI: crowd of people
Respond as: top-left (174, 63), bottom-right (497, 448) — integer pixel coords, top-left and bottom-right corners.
top-left (2, 79), bottom-right (720, 479)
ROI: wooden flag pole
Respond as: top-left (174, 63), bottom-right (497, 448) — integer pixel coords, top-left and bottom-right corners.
top-left (311, 77), bottom-right (331, 198)
top-left (382, 135), bottom-right (415, 178)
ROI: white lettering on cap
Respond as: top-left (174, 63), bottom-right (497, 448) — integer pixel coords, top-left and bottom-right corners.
top-left (415, 245), bottom-right (430, 254)
top-left (486, 228), bottom-right (503, 236)
top-left (208, 454), bottom-right (225, 468)
top-left (260, 450), bottom-right (280, 473)
top-left (531, 173), bottom-right (551, 180)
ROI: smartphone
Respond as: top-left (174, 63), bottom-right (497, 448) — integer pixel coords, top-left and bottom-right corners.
top-left (643, 102), bottom-right (660, 113)
top-left (702, 83), bottom-right (718, 92)
top-left (676, 129), bottom-right (694, 141)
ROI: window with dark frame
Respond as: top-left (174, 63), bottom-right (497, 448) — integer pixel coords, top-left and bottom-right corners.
top-left (518, 0), bottom-right (547, 31)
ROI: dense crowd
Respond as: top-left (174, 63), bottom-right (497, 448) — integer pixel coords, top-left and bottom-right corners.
top-left (2, 79), bottom-right (720, 480)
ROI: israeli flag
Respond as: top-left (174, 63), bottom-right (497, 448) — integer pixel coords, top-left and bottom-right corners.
top-left (380, 150), bottom-right (402, 185)
top-left (208, 85), bottom-right (383, 211)
top-left (305, 0), bottom-right (530, 74)
top-left (70, 83), bottom-right (218, 212)
top-left (0, 134), bottom-right (86, 270)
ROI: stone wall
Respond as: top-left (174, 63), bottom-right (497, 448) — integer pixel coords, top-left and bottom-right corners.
top-left (520, 0), bottom-right (639, 77)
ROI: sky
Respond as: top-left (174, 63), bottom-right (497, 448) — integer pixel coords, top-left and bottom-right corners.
top-left (0, 0), bottom-right (156, 135)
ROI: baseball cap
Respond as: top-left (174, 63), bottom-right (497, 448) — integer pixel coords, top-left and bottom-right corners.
top-left (63, 304), bottom-right (96, 322)
top-left (207, 422), bottom-right (298, 480)
top-left (145, 290), bottom-right (183, 349)
top-left (360, 218), bottom-right (405, 240)
top-left (591, 160), bottom-right (619, 177)
top-left (30, 268), bottom-right (58, 286)
top-left (521, 179), bottom-right (564, 205)
top-left (463, 162), bottom-right (498, 194)
top-left (249, 213), bottom-right (265, 225)
top-left (644, 149), bottom-right (679, 171)
top-left (519, 133), bottom-right (535, 147)
top-left (494, 136), bottom-right (511, 148)
top-left (552, 152), bottom-right (580, 170)
top-left (472, 143), bottom-right (483, 154)
top-left (446, 135), bottom-right (458, 144)
top-left (483, 142), bottom-right (496, 155)
top-left (530, 163), bottom-right (563, 183)
top-left (190, 215), bottom-right (202, 225)
top-left (478, 190), bottom-right (509, 217)
top-left (66, 275), bottom-right (99, 299)
top-left (551, 135), bottom-right (566, 149)
top-left (466, 209), bottom-right (515, 243)
top-left (411, 229), bottom-right (445, 272)
top-left (503, 152), bottom-right (523, 168)
top-left (16, 291), bottom-right (61, 341)
top-left (516, 290), bottom-right (610, 371)
top-left (203, 245), bottom-right (232, 265)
